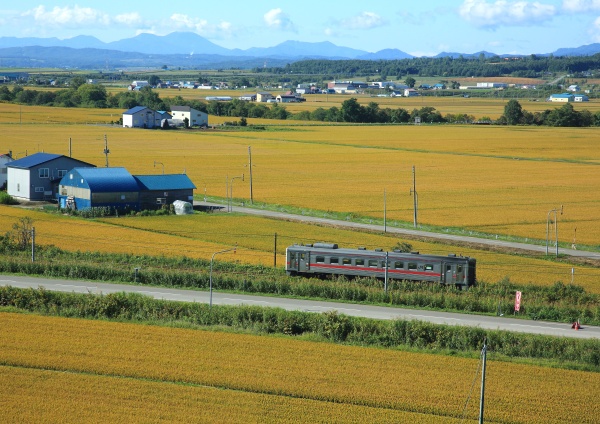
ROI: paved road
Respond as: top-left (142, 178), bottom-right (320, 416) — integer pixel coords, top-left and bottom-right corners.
top-left (1, 275), bottom-right (597, 340)
top-left (196, 201), bottom-right (600, 260)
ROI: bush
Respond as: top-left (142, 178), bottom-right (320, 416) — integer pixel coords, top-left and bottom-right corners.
top-left (0, 191), bottom-right (18, 205)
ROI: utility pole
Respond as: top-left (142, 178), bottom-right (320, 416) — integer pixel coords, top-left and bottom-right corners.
top-left (103, 135), bottom-right (110, 167)
top-left (479, 340), bottom-right (487, 424)
top-left (31, 227), bottom-right (35, 263)
top-left (383, 188), bottom-right (387, 233)
top-left (410, 165), bottom-right (418, 228)
top-left (274, 233), bottom-right (277, 268)
top-left (248, 146), bottom-right (254, 204)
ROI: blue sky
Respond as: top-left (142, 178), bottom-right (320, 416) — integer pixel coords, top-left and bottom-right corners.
top-left (0, 1), bottom-right (598, 55)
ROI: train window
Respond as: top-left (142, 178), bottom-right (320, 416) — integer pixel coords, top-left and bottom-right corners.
top-left (394, 261), bottom-right (404, 269)
top-left (408, 262), bottom-right (418, 271)
top-left (290, 253), bottom-right (296, 260)
top-left (316, 256), bottom-right (325, 264)
top-left (330, 257), bottom-right (339, 264)
top-left (457, 265), bottom-right (463, 273)
top-left (300, 254), bottom-right (305, 260)
top-left (368, 259), bottom-right (378, 267)
top-left (424, 264), bottom-right (434, 271)
top-left (446, 265), bottom-right (452, 272)
top-left (355, 259), bottom-right (365, 266)
top-left (342, 258), bottom-right (351, 265)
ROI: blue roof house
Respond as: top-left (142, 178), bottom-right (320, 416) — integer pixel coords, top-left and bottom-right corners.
top-left (7, 153), bottom-right (95, 201)
top-left (134, 174), bottom-right (196, 210)
top-left (58, 167), bottom-right (141, 211)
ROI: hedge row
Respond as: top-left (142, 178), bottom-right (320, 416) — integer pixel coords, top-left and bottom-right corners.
top-left (1, 255), bottom-right (598, 326)
top-left (1, 286), bottom-right (598, 369)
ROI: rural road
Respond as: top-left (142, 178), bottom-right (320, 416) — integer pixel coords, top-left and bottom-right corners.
top-left (196, 201), bottom-right (600, 260)
top-left (1, 275), bottom-right (598, 340)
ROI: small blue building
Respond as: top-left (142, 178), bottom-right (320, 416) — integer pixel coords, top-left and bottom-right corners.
top-left (58, 167), bottom-right (140, 211)
top-left (134, 174), bottom-right (196, 210)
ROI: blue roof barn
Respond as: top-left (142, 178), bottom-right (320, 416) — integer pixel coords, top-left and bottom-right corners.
top-left (134, 174), bottom-right (196, 210)
top-left (58, 167), bottom-right (140, 211)
top-left (58, 168), bottom-right (197, 212)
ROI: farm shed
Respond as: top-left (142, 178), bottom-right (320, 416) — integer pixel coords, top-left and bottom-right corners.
top-left (549, 93), bottom-right (575, 102)
top-left (170, 106), bottom-right (208, 127)
top-left (134, 174), bottom-right (196, 210)
top-left (122, 106), bottom-right (161, 128)
top-left (7, 153), bottom-right (95, 201)
top-left (58, 167), bottom-right (140, 211)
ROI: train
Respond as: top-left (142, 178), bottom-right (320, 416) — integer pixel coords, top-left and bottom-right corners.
top-left (286, 243), bottom-right (477, 289)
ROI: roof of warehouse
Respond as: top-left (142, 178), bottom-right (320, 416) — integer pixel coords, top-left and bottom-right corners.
top-left (71, 167), bottom-right (140, 192)
top-left (134, 174), bottom-right (197, 191)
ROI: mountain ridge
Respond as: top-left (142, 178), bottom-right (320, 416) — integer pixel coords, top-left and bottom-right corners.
top-left (0, 32), bottom-right (598, 69)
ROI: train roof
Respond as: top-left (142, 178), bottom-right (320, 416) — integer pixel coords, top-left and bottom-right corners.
top-left (287, 243), bottom-right (474, 261)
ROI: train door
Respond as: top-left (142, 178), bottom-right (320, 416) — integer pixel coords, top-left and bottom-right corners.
top-left (288, 250), bottom-right (298, 272)
top-left (298, 251), bottom-right (309, 273)
top-left (445, 263), bottom-right (459, 285)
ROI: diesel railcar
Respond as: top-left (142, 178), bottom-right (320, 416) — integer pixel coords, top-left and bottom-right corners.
top-left (286, 243), bottom-right (476, 288)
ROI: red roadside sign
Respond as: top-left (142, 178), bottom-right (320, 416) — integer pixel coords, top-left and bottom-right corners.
top-left (515, 291), bottom-right (522, 312)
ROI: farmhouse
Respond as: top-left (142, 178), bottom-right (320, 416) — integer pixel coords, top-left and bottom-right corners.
top-left (567, 84), bottom-right (580, 92)
top-left (170, 106), bottom-right (209, 127)
top-left (404, 88), bottom-right (419, 97)
top-left (574, 94), bottom-right (589, 102)
top-left (123, 106), bottom-right (162, 128)
top-left (134, 174), bottom-right (196, 210)
top-left (7, 153), bottom-right (95, 201)
top-left (256, 92), bottom-right (274, 102)
top-left (0, 151), bottom-right (13, 189)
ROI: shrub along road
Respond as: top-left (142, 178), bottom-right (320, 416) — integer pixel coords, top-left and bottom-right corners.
top-left (1, 275), bottom-right (597, 339)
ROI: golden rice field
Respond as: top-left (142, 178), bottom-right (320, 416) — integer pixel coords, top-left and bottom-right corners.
top-left (1, 205), bottom-right (598, 292)
top-left (1, 104), bottom-right (599, 247)
top-left (1, 312), bottom-right (598, 423)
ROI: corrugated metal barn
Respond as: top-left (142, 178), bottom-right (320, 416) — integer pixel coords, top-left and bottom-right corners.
top-left (134, 174), bottom-right (196, 210)
top-left (58, 168), bottom-right (197, 212)
top-left (58, 167), bottom-right (141, 211)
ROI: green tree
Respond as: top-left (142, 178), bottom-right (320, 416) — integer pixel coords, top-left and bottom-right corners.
top-left (77, 83), bottom-right (108, 107)
top-left (340, 98), bottom-right (364, 122)
top-left (503, 99), bottom-right (524, 125)
top-left (148, 75), bottom-right (161, 86)
top-left (405, 76), bottom-right (416, 88)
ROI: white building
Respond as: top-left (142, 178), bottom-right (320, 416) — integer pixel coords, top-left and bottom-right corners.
top-left (170, 106), bottom-right (209, 127)
top-left (122, 106), bottom-right (161, 128)
top-left (0, 152), bottom-right (13, 188)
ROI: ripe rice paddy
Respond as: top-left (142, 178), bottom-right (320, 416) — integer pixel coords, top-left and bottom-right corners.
top-left (1, 312), bottom-right (598, 423)
top-left (1, 106), bottom-right (599, 246)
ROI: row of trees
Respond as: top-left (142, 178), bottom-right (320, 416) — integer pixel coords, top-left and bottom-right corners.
top-left (501, 99), bottom-right (600, 126)
top-left (2, 83), bottom-right (599, 127)
top-left (259, 54), bottom-right (600, 79)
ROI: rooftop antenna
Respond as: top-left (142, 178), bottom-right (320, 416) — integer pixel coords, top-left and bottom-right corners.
top-left (103, 135), bottom-right (110, 167)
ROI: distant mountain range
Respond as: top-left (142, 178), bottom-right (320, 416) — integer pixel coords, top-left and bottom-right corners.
top-left (0, 32), bottom-right (598, 69)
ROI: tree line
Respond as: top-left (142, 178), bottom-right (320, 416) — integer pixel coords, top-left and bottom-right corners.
top-left (2, 82), bottom-right (599, 127)
top-left (256, 54), bottom-right (600, 80)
